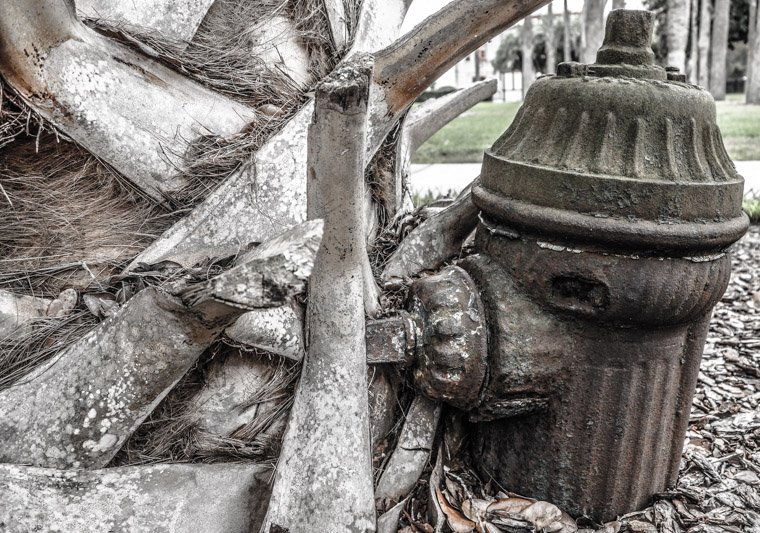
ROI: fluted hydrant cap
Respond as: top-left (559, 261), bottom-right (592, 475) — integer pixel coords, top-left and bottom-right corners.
top-left (473, 9), bottom-right (748, 254)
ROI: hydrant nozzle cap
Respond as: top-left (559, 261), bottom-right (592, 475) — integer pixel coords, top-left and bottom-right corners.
top-left (473, 9), bottom-right (748, 254)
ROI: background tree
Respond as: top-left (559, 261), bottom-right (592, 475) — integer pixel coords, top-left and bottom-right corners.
top-left (688, 0), bottom-right (699, 81)
top-left (564, 0), bottom-right (572, 61)
top-left (749, 0), bottom-right (760, 103)
top-left (667, 0), bottom-right (690, 73)
top-left (522, 16), bottom-right (535, 98)
top-left (710, 0), bottom-right (730, 99)
top-left (545, 3), bottom-right (557, 73)
top-left (698, 0), bottom-right (712, 87)
top-left (581, 0), bottom-right (608, 63)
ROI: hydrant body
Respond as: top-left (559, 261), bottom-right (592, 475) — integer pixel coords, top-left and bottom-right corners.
top-left (409, 9), bottom-right (748, 521)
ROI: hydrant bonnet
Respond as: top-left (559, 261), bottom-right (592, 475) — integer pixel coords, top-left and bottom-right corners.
top-left (473, 9), bottom-right (748, 254)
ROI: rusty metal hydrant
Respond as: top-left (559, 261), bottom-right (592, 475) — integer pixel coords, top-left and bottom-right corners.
top-left (405, 9), bottom-right (749, 521)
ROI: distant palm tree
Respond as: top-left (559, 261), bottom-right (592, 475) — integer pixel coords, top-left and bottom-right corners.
top-left (581, 0), bottom-right (607, 64)
top-left (748, 0), bottom-right (760, 103)
top-left (709, 0), bottom-right (730, 99)
top-left (522, 16), bottom-right (535, 98)
top-left (667, 0), bottom-right (690, 73)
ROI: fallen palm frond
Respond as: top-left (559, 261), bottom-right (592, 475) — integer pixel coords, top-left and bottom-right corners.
top-left (112, 345), bottom-right (299, 466)
top-left (0, 0), bottom-right (359, 468)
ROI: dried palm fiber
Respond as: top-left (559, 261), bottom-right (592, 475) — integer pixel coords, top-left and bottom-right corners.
top-left (0, 0), bottom-right (342, 366)
top-left (0, 0), bottom-right (392, 466)
top-left (111, 343), bottom-right (300, 466)
top-left (112, 341), bottom-right (405, 468)
top-left (0, 133), bottom-right (169, 296)
top-left (86, 0), bottom-right (338, 110)
top-left (84, 0), bottom-right (344, 207)
top-left (0, 309), bottom-right (97, 393)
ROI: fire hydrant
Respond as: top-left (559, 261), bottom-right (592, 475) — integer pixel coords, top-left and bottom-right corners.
top-left (406, 9), bottom-right (748, 521)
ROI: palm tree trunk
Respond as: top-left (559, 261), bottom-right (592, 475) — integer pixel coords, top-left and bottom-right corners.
top-left (563, 0), bottom-right (572, 62)
top-left (748, 0), bottom-right (760, 104)
top-left (545, 3), bottom-right (556, 73)
top-left (697, 0), bottom-right (711, 88)
top-left (708, 0), bottom-right (729, 99)
top-left (667, 0), bottom-right (690, 73)
top-left (522, 16), bottom-right (534, 99)
top-left (581, 0), bottom-right (607, 64)
top-left (687, 0), bottom-right (699, 82)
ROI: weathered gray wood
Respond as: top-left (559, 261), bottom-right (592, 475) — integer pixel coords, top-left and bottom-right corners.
top-left (262, 55), bottom-right (375, 533)
top-left (203, 2), bottom-right (313, 88)
top-left (0, 221), bottom-right (321, 469)
top-left (324, 0), bottom-right (349, 51)
top-left (0, 463), bottom-right (272, 532)
top-left (382, 179), bottom-right (480, 284)
top-left (0, 289), bottom-right (78, 340)
top-left (0, 290), bottom-right (51, 338)
top-left (225, 301), bottom-right (305, 360)
top-left (375, 395), bottom-right (441, 507)
top-left (127, 0), bottom-right (547, 270)
top-left (75, 0), bottom-right (215, 46)
top-left (377, 498), bottom-right (410, 533)
top-left (185, 350), bottom-right (292, 440)
top-left (368, 0), bottom-right (552, 150)
top-left (228, 306), bottom-right (416, 365)
top-left (352, 0), bottom-right (414, 54)
top-left (181, 348), bottom-right (398, 454)
top-left (0, 0), bottom-right (257, 202)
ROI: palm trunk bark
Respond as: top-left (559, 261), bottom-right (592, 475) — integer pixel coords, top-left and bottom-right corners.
top-left (564, 0), bottom-right (572, 62)
top-left (687, 0), bottom-right (699, 82)
top-left (667, 0), bottom-right (690, 73)
top-left (581, 0), bottom-right (607, 64)
top-left (709, 0), bottom-right (729, 99)
top-left (697, 0), bottom-right (712, 88)
top-left (261, 55), bottom-right (375, 533)
top-left (748, 0), bottom-right (760, 104)
top-left (545, 3), bottom-right (556, 74)
top-left (522, 16), bottom-right (534, 99)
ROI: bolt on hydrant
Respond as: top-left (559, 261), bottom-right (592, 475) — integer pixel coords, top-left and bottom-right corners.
top-left (402, 9), bottom-right (749, 521)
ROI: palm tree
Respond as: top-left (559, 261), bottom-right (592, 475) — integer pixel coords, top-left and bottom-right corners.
top-left (581, 0), bottom-right (608, 64)
top-left (748, 0), bottom-right (760, 103)
top-left (523, 16), bottom-right (535, 98)
top-left (709, 0), bottom-right (730, 99)
top-left (667, 0), bottom-right (690, 73)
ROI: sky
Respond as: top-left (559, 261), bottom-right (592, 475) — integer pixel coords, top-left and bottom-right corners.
top-left (400, 0), bottom-right (647, 33)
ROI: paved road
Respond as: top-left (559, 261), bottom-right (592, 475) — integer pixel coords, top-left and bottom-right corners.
top-left (411, 161), bottom-right (760, 198)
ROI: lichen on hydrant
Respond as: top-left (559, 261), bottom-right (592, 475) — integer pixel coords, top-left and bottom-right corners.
top-left (406, 9), bottom-right (749, 521)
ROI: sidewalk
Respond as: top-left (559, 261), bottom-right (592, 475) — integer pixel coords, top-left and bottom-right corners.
top-left (410, 161), bottom-right (760, 198)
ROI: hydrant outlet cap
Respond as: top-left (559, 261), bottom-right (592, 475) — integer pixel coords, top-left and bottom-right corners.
top-left (474, 9), bottom-right (748, 254)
